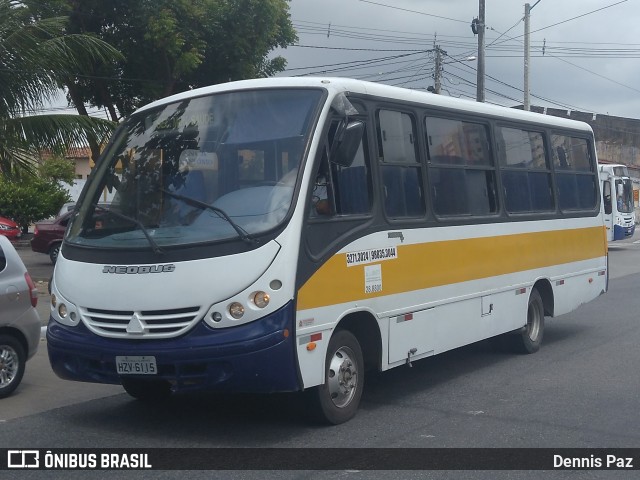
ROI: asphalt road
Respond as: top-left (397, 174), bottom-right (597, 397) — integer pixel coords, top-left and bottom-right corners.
top-left (4, 237), bottom-right (640, 479)
top-left (15, 239), bottom-right (54, 283)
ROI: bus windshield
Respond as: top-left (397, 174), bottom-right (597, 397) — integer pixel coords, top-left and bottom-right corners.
top-left (616, 178), bottom-right (634, 213)
top-left (66, 88), bottom-right (323, 249)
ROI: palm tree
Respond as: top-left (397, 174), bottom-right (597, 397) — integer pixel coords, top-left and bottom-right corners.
top-left (0, 0), bottom-right (121, 179)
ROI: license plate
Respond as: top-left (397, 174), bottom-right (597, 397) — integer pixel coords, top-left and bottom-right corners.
top-left (116, 356), bottom-right (157, 375)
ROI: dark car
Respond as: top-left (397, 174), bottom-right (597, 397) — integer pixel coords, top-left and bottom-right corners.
top-left (0, 216), bottom-right (21, 241)
top-left (0, 235), bottom-right (40, 398)
top-left (31, 212), bottom-right (72, 264)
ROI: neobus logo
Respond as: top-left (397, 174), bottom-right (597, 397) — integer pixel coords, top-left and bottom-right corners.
top-left (102, 264), bottom-right (176, 274)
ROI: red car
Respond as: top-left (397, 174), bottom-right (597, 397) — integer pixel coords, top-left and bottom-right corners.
top-left (31, 212), bottom-right (72, 264)
top-left (0, 216), bottom-right (21, 241)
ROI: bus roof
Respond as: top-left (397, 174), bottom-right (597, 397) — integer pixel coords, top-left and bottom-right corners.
top-left (135, 76), bottom-right (593, 133)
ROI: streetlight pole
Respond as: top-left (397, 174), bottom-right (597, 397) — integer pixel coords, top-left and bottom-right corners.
top-left (476, 0), bottom-right (485, 102)
top-left (524, 0), bottom-right (541, 111)
top-left (524, 3), bottom-right (531, 110)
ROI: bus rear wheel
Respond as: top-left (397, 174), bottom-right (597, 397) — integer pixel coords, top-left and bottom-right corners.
top-left (511, 288), bottom-right (545, 354)
top-left (121, 378), bottom-right (171, 401)
top-left (312, 330), bottom-right (364, 425)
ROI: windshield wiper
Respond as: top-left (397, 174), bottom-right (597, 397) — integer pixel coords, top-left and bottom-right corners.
top-left (161, 189), bottom-right (256, 245)
top-left (93, 205), bottom-right (164, 254)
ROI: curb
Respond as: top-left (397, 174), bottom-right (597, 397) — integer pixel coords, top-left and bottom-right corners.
top-left (11, 235), bottom-right (33, 248)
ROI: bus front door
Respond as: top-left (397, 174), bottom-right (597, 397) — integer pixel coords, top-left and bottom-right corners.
top-left (601, 178), bottom-right (614, 241)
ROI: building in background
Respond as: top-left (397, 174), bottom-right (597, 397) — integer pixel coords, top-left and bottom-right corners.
top-left (65, 146), bottom-right (92, 180)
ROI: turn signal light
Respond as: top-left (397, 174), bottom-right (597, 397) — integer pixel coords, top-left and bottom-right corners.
top-left (229, 302), bottom-right (244, 319)
top-left (253, 291), bottom-right (270, 308)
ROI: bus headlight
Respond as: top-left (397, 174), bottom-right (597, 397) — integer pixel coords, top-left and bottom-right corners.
top-left (253, 291), bottom-right (270, 308)
top-left (50, 286), bottom-right (79, 326)
top-left (229, 302), bottom-right (245, 319)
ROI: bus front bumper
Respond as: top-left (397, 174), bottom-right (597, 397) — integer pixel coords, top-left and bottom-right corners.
top-left (614, 223), bottom-right (635, 240)
top-left (46, 302), bottom-right (301, 394)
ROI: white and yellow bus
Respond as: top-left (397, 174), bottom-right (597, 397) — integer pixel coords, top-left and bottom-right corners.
top-left (599, 163), bottom-right (635, 241)
top-left (47, 77), bottom-right (608, 424)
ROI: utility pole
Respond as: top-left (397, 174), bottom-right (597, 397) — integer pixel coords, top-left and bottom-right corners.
top-left (434, 45), bottom-right (443, 94)
top-left (524, 1), bottom-right (541, 111)
top-left (524, 3), bottom-right (531, 110)
top-left (476, 0), bottom-right (485, 102)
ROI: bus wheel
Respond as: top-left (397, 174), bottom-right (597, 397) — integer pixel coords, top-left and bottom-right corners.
top-left (313, 330), bottom-right (364, 425)
top-left (49, 243), bottom-right (61, 264)
top-left (121, 378), bottom-right (171, 401)
top-left (513, 289), bottom-right (545, 354)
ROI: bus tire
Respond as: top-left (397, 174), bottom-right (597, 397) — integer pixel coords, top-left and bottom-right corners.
top-left (312, 330), bottom-right (364, 425)
top-left (49, 243), bottom-right (61, 264)
top-left (512, 289), bottom-right (545, 354)
top-left (121, 378), bottom-right (171, 401)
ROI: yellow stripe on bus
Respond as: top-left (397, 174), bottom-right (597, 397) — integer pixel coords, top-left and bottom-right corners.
top-left (297, 226), bottom-right (606, 311)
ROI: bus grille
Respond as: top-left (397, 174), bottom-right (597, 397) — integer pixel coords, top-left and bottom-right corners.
top-left (80, 306), bottom-right (201, 338)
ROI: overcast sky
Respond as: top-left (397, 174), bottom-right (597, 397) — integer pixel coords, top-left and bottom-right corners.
top-left (274, 0), bottom-right (640, 119)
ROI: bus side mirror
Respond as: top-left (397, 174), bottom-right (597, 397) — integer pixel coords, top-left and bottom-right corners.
top-left (331, 120), bottom-right (365, 167)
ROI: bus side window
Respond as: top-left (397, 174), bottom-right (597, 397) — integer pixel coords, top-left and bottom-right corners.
top-left (497, 127), bottom-right (553, 214)
top-left (551, 134), bottom-right (597, 211)
top-left (376, 110), bottom-right (425, 218)
top-left (425, 116), bottom-right (497, 217)
top-left (603, 180), bottom-right (612, 215)
top-left (312, 120), bottom-right (372, 217)
top-left (332, 129), bottom-right (371, 215)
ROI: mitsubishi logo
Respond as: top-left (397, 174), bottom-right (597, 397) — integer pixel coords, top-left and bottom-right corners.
top-left (126, 313), bottom-right (145, 334)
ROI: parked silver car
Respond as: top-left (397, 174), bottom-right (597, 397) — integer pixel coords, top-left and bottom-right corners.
top-left (0, 235), bottom-right (41, 398)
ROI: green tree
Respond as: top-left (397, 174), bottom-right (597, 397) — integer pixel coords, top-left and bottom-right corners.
top-left (0, 178), bottom-right (69, 231)
top-left (39, 155), bottom-right (76, 185)
top-left (36, 0), bottom-right (297, 118)
top-left (0, 0), bottom-right (120, 179)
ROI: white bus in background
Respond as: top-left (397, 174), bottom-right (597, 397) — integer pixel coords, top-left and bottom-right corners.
top-left (47, 77), bottom-right (608, 424)
top-left (599, 164), bottom-right (635, 241)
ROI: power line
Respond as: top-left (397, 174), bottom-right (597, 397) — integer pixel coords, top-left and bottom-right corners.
top-left (486, 16), bottom-right (524, 49)
top-left (292, 44), bottom-right (427, 52)
top-left (291, 52), bottom-right (431, 77)
top-left (487, 0), bottom-right (630, 47)
top-left (283, 53), bottom-right (425, 73)
top-left (475, 22), bottom-right (640, 95)
top-left (285, 2), bottom-right (639, 118)
top-left (442, 53), bottom-right (597, 112)
top-left (355, 0), bottom-right (469, 24)
top-left (292, 20), bottom-right (640, 58)
top-left (294, 20), bottom-right (470, 40)
top-left (530, 0), bottom-right (629, 35)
